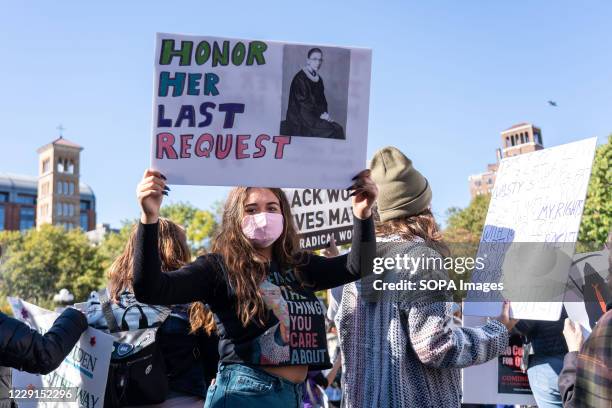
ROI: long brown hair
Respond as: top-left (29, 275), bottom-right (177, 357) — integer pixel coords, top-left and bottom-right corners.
top-left (107, 217), bottom-right (209, 333)
top-left (199, 187), bottom-right (300, 333)
top-left (375, 209), bottom-right (450, 257)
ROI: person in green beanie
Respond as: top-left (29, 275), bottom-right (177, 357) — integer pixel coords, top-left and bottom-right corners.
top-left (335, 146), bottom-right (516, 408)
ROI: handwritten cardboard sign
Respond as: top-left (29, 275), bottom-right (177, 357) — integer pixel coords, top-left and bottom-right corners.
top-left (464, 138), bottom-right (597, 320)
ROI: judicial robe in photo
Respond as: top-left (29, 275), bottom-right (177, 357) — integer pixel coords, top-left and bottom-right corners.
top-left (281, 68), bottom-right (344, 139)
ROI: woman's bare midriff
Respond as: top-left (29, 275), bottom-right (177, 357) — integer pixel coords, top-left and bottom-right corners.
top-left (262, 364), bottom-right (308, 383)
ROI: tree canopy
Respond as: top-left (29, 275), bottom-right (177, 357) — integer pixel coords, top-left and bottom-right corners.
top-left (160, 201), bottom-right (218, 251)
top-left (0, 225), bottom-right (105, 308)
top-left (0, 201), bottom-right (219, 310)
top-left (578, 135), bottom-right (611, 246)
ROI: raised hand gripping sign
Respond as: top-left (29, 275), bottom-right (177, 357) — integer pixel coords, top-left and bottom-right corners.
top-left (150, 33), bottom-right (372, 188)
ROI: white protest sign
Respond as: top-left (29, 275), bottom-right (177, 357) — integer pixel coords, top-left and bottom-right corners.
top-left (462, 315), bottom-right (536, 406)
top-left (8, 297), bottom-right (113, 408)
top-left (150, 33), bottom-right (372, 189)
top-left (464, 138), bottom-right (598, 320)
top-left (283, 188), bottom-right (353, 250)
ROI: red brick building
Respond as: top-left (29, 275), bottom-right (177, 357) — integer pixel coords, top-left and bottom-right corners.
top-left (469, 123), bottom-right (544, 198)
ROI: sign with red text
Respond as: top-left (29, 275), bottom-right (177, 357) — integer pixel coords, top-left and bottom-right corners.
top-left (151, 33), bottom-right (372, 188)
top-left (497, 333), bottom-right (531, 395)
top-left (8, 297), bottom-right (113, 408)
top-left (284, 188), bottom-right (353, 250)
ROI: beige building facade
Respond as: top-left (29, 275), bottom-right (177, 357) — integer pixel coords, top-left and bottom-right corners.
top-left (36, 137), bottom-right (84, 230)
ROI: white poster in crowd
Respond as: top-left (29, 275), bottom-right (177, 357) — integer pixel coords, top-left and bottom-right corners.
top-left (464, 137), bottom-right (597, 320)
top-left (564, 249), bottom-right (610, 334)
top-left (283, 188), bottom-right (353, 250)
top-left (462, 315), bottom-right (537, 405)
top-left (150, 33), bottom-right (372, 189)
top-left (8, 297), bottom-right (113, 408)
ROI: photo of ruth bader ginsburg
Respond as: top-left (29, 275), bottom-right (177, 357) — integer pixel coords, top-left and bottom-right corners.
top-left (280, 48), bottom-right (345, 140)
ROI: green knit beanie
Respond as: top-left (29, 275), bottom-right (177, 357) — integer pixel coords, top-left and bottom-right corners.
top-left (369, 146), bottom-right (432, 222)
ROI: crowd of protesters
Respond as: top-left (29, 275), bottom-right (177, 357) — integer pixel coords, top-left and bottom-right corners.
top-left (0, 146), bottom-right (610, 407)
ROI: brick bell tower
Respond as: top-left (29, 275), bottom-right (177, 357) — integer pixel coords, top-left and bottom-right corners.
top-left (36, 133), bottom-right (83, 230)
top-left (500, 123), bottom-right (544, 158)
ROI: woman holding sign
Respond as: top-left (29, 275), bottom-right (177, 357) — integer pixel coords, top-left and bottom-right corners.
top-left (132, 169), bottom-right (376, 407)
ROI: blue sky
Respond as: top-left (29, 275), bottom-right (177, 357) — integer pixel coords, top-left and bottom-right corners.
top-left (1, 1), bottom-right (610, 228)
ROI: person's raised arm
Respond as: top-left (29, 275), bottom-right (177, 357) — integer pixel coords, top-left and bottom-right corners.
top-left (132, 169), bottom-right (221, 305)
top-left (299, 170), bottom-right (377, 291)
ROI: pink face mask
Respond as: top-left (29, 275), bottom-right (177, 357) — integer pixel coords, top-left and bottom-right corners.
top-left (241, 212), bottom-right (284, 248)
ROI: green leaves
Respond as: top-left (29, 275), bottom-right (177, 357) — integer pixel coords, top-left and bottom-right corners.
top-left (0, 225), bottom-right (105, 308)
top-left (578, 135), bottom-right (612, 246)
top-left (444, 194), bottom-right (492, 244)
top-left (97, 221), bottom-right (137, 272)
top-left (160, 201), bottom-right (218, 251)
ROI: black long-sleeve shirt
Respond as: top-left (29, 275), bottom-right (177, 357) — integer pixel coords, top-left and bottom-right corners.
top-left (133, 216), bottom-right (374, 369)
top-left (515, 308), bottom-right (569, 356)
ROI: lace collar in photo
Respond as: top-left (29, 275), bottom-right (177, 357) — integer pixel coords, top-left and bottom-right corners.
top-left (302, 67), bottom-right (320, 82)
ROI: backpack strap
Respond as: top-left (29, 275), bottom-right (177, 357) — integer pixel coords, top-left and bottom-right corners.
top-left (119, 304), bottom-right (149, 331)
top-left (99, 292), bottom-right (121, 333)
top-left (118, 304), bottom-right (172, 331)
